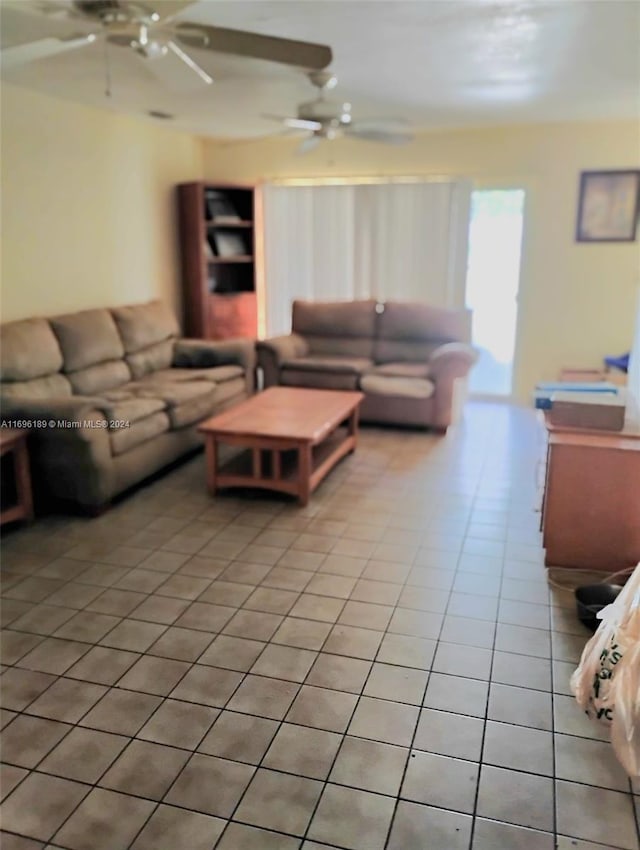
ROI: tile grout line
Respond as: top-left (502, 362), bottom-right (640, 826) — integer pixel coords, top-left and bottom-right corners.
top-left (2, 423), bottom-right (633, 850)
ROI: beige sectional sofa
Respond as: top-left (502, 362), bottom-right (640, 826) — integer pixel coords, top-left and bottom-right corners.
top-left (0, 300), bottom-right (255, 512)
top-left (257, 299), bottom-right (477, 430)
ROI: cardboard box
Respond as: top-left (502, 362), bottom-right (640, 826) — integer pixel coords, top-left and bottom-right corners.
top-left (546, 391), bottom-right (626, 431)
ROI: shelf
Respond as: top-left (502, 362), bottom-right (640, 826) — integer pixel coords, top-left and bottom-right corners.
top-left (178, 180), bottom-right (257, 339)
top-left (206, 220), bottom-right (253, 228)
top-left (207, 256), bottom-right (254, 264)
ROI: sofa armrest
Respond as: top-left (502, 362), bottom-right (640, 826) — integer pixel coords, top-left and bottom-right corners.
top-left (173, 338), bottom-right (256, 370)
top-left (427, 343), bottom-right (478, 381)
top-left (173, 338), bottom-right (257, 393)
top-left (1, 394), bottom-right (114, 508)
top-left (426, 343), bottom-right (478, 430)
top-left (256, 334), bottom-right (309, 388)
top-left (1, 395), bottom-right (109, 440)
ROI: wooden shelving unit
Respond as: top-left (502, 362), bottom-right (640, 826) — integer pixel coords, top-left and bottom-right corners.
top-left (177, 182), bottom-right (258, 340)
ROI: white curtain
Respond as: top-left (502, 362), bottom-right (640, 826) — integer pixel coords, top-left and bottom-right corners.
top-left (262, 179), bottom-right (472, 335)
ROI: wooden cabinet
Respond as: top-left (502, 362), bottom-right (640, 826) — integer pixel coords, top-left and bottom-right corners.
top-left (541, 420), bottom-right (640, 571)
top-left (177, 182), bottom-right (258, 340)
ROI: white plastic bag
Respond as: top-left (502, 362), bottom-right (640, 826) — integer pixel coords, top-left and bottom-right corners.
top-left (571, 563), bottom-right (640, 776)
top-left (610, 640), bottom-right (640, 776)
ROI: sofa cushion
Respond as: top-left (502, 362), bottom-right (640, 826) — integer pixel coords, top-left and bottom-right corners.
top-left (378, 302), bottom-right (472, 343)
top-left (99, 396), bottom-right (166, 424)
top-left (68, 361), bottom-right (131, 396)
top-left (0, 373), bottom-right (72, 400)
top-left (136, 380), bottom-right (217, 429)
top-left (126, 340), bottom-right (175, 380)
top-left (360, 374), bottom-right (435, 399)
top-left (375, 303), bottom-right (472, 363)
top-left (211, 377), bottom-right (246, 405)
top-left (109, 411), bottom-right (170, 456)
top-left (111, 301), bottom-right (179, 354)
top-left (292, 299), bottom-right (377, 338)
top-left (50, 309), bottom-right (124, 373)
top-left (282, 356), bottom-right (372, 375)
top-left (292, 300), bottom-right (377, 359)
top-left (137, 365), bottom-right (244, 384)
top-left (366, 362), bottom-right (431, 379)
top-left (0, 318), bottom-right (64, 382)
top-left (281, 369), bottom-right (360, 391)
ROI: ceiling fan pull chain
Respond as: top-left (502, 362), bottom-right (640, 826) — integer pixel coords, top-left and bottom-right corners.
top-left (103, 36), bottom-right (112, 98)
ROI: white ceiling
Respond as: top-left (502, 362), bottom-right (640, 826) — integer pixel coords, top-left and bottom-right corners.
top-left (1, 0), bottom-right (639, 138)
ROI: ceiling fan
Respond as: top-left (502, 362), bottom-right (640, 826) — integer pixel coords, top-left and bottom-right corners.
top-left (0, 0), bottom-right (333, 90)
top-left (263, 71), bottom-right (414, 154)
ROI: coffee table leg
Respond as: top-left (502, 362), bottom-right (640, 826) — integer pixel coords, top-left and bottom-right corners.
top-left (298, 443), bottom-right (312, 506)
top-left (205, 437), bottom-right (218, 496)
top-left (347, 407), bottom-right (359, 450)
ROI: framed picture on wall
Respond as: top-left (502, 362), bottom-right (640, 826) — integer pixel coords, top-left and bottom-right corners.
top-left (576, 169), bottom-right (640, 242)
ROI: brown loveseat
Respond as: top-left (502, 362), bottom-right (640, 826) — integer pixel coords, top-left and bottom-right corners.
top-left (257, 300), bottom-right (477, 430)
top-left (0, 300), bottom-right (255, 511)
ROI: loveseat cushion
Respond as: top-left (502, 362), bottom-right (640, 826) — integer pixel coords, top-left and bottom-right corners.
top-left (49, 309), bottom-right (124, 373)
top-left (0, 318), bottom-right (64, 382)
top-left (366, 362), bottom-right (431, 379)
top-left (111, 301), bottom-right (179, 354)
top-left (281, 356), bottom-right (372, 375)
top-left (292, 300), bottom-right (377, 359)
top-left (375, 302), bottom-right (472, 363)
top-left (360, 374), bottom-right (435, 399)
top-left (281, 370), bottom-right (360, 391)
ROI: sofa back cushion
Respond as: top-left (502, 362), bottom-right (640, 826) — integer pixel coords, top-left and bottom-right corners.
top-left (50, 309), bottom-right (124, 372)
top-left (67, 361), bottom-right (132, 395)
top-left (0, 318), bottom-right (64, 383)
top-left (292, 299), bottom-right (377, 358)
top-left (111, 300), bottom-right (179, 353)
top-left (375, 302), bottom-right (472, 363)
top-left (111, 300), bottom-right (179, 379)
top-left (48, 308), bottom-right (130, 395)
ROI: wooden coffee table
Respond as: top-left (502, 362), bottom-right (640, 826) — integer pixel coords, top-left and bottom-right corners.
top-left (198, 387), bottom-right (364, 505)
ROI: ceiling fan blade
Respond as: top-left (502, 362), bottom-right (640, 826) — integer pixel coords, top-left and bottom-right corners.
top-left (149, 2), bottom-right (198, 23)
top-left (0, 32), bottom-right (97, 69)
top-left (285, 117), bottom-right (323, 131)
top-left (174, 23), bottom-right (332, 71)
top-left (296, 134), bottom-right (322, 155)
top-left (2, 1), bottom-right (77, 20)
top-left (166, 40), bottom-right (212, 84)
top-left (261, 114), bottom-right (323, 131)
top-left (345, 128), bottom-right (413, 145)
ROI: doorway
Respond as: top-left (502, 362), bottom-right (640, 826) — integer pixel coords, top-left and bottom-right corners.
top-left (465, 189), bottom-right (525, 396)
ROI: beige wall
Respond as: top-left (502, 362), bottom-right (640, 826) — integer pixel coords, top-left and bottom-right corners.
top-left (203, 121), bottom-right (640, 398)
top-left (1, 84), bottom-right (203, 327)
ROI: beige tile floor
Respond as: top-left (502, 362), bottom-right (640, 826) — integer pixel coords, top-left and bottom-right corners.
top-left (0, 402), bottom-right (638, 850)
